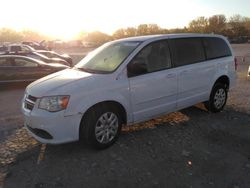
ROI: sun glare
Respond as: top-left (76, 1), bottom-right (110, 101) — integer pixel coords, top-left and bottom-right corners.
top-left (32, 0), bottom-right (212, 39)
top-left (0, 0), bottom-right (248, 40)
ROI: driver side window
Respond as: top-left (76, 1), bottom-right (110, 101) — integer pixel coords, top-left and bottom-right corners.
top-left (127, 40), bottom-right (172, 77)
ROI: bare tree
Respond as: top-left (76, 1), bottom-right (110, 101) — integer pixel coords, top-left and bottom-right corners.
top-left (0, 28), bottom-right (23, 43)
top-left (113, 29), bottom-right (126, 39)
top-left (207, 15), bottom-right (227, 34)
top-left (137, 24), bottom-right (149, 35)
top-left (188, 17), bottom-right (208, 33)
top-left (83, 31), bottom-right (112, 45)
top-left (21, 30), bottom-right (50, 42)
top-left (229, 15), bottom-right (249, 37)
top-left (125, 27), bottom-right (137, 37)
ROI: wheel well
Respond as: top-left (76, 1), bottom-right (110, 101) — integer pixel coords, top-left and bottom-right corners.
top-left (82, 101), bottom-right (127, 125)
top-left (215, 75), bottom-right (230, 89)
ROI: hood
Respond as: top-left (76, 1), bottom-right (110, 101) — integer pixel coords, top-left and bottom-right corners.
top-left (26, 68), bottom-right (94, 97)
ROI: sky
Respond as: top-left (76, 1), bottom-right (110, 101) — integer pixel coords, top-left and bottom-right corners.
top-left (0, 0), bottom-right (249, 39)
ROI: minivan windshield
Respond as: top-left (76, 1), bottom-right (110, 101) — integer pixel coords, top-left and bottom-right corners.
top-left (75, 41), bottom-right (141, 73)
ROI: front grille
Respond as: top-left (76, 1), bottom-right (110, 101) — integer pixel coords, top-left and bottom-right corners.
top-left (24, 95), bottom-right (37, 111)
top-left (27, 95), bottom-right (37, 102)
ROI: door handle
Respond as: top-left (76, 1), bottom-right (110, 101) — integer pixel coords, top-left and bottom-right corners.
top-left (181, 70), bottom-right (189, 74)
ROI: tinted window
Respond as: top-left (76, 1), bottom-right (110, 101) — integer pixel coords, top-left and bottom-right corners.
top-left (203, 37), bottom-right (231, 59)
top-left (14, 58), bottom-right (38, 67)
top-left (10, 46), bottom-right (22, 52)
top-left (169, 38), bottom-right (205, 67)
top-left (127, 40), bottom-right (172, 77)
top-left (0, 58), bottom-right (12, 66)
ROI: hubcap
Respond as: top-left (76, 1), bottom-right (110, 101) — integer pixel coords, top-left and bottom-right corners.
top-left (214, 88), bottom-right (226, 109)
top-left (95, 112), bottom-right (119, 144)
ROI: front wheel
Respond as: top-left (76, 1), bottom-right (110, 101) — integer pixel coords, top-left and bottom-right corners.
top-left (204, 83), bottom-right (228, 113)
top-left (80, 105), bottom-right (122, 149)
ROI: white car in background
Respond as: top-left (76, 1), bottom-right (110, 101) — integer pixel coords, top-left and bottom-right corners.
top-left (248, 65), bottom-right (250, 78)
top-left (22, 34), bottom-right (236, 149)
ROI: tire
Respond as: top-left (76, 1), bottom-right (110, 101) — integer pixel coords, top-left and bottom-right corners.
top-left (80, 104), bottom-right (122, 149)
top-left (204, 83), bottom-right (228, 113)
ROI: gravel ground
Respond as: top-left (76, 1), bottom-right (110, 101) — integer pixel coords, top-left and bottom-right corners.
top-left (0, 45), bottom-right (250, 188)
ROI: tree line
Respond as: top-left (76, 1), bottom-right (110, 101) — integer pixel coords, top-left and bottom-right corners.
top-left (1, 14), bottom-right (250, 44)
top-left (81, 14), bottom-right (250, 44)
top-left (111, 14), bottom-right (250, 41)
top-left (0, 28), bottom-right (50, 43)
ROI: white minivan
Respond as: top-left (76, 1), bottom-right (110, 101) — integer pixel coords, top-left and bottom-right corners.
top-left (22, 34), bottom-right (236, 149)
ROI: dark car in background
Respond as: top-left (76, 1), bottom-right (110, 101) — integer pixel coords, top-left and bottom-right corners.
top-left (0, 44), bottom-right (71, 66)
top-left (0, 55), bottom-right (68, 83)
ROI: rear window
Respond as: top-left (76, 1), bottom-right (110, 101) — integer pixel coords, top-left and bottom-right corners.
top-left (203, 37), bottom-right (232, 59)
top-left (169, 38), bottom-right (205, 67)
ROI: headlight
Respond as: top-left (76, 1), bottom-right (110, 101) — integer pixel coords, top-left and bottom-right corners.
top-left (38, 96), bottom-right (70, 112)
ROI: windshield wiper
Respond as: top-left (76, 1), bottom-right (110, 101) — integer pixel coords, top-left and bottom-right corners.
top-left (73, 67), bottom-right (98, 74)
top-left (73, 67), bottom-right (111, 74)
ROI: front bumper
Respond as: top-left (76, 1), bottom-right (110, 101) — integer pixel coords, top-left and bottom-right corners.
top-left (22, 100), bottom-right (82, 144)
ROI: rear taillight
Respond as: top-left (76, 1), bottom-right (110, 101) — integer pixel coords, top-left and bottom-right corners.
top-left (234, 57), bottom-right (238, 71)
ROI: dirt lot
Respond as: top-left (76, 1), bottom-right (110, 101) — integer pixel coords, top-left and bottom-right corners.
top-left (0, 44), bottom-right (250, 188)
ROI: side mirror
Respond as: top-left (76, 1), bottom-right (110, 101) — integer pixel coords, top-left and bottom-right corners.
top-left (127, 57), bottom-right (147, 77)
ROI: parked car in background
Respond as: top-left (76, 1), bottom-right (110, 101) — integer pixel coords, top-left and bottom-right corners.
top-left (0, 45), bottom-right (8, 53)
top-left (36, 50), bottom-right (73, 66)
top-left (0, 55), bottom-right (68, 83)
top-left (22, 34), bottom-right (236, 149)
top-left (22, 41), bottom-right (48, 50)
top-left (0, 44), bottom-right (33, 54)
top-left (0, 44), bottom-right (71, 66)
top-left (27, 52), bottom-right (71, 66)
top-left (82, 42), bottom-right (96, 48)
top-left (67, 40), bottom-right (83, 48)
top-left (248, 65), bottom-right (250, 79)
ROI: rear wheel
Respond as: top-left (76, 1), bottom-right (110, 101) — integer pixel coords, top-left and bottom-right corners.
top-left (80, 105), bottom-right (122, 149)
top-left (204, 83), bottom-right (228, 113)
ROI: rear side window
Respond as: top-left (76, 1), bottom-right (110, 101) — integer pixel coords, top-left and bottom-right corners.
top-left (203, 37), bottom-right (232, 59)
top-left (169, 38), bottom-right (205, 67)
